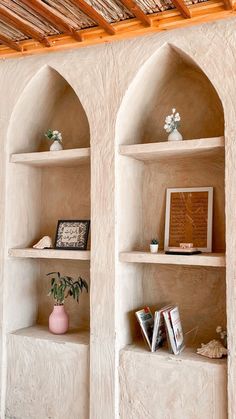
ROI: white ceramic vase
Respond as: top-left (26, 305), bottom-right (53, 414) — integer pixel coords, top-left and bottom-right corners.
top-left (168, 128), bottom-right (183, 141)
top-left (50, 140), bottom-right (63, 151)
top-left (150, 244), bottom-right (159, 253)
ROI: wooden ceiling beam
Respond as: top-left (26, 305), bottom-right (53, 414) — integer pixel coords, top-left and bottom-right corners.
top-left (0, 32), bottom-right (21, 51)
top-left (20, 0), bottom-right (82, 42)
top-left (0, 4), bottom-right (51, 46)
top-left (70, 0), bottom-right (116, 35)
top-left (171, 0), bottom-right (191, 18)
top-left (0, 0), bottom-right (233, 58)
top-left (222, 0), bottom-right (234, 8)
top-left (119, 0), bottom-right (151, 26)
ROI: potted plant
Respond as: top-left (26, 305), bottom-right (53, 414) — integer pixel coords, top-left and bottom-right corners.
top-left (45, 129), bottom-right (63, 151)
top-left (164, 108), bottom-right (183, 141)
top-left (47, 272), bottom-right (88, 334)
top-left (150, 239), bottom-right (159, 253)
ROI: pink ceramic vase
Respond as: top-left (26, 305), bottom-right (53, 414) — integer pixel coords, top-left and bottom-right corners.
top-left (49, 305), bottom-right (69, 334)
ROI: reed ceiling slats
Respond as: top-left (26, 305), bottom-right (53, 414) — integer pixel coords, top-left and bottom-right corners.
top-left (0, 0), bottom-right (234, 57)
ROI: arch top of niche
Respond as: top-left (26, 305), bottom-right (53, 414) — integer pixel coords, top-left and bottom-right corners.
top-left (116, 43), bottom-right (224, 146)
top-left (7, 65), bottom-right (90, 154)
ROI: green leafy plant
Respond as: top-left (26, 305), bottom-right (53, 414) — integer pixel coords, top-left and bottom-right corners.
top-left (45, 129), bottom-right (62, 143)
top-left (151, 239), bottom-right (159, 245)
top-left (47, 272), bottom-right (88, 305)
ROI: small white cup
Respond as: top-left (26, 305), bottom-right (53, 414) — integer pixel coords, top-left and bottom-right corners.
top-left (150, 244), bottom-right (159, 253)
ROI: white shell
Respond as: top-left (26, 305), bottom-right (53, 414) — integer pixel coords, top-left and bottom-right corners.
top-left (33, 236), bottom-right (53, 249)
top-left (197, 339), bottom-right (227, 359)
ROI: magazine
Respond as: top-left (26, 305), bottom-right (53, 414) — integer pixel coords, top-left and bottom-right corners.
top-left (136, 305), bottom-right (184, 355)
top-left (135, 307), bottom-right (154, 350)
top-left (169, 306), bottom-right (185, 353)
top-left (163, 306), bottom-right (185, 355)
top-left (151, 304), bottom-right (172, 352)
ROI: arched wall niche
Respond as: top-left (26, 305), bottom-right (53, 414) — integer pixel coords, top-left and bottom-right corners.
top-left (116, 43), bottom-right (226, 348)
top-left (3, 65), bottom-right (91, 334)
top-left (116, 43), bottom-right (224, 145)
top-left (7, 65), bottom-right (90, 153)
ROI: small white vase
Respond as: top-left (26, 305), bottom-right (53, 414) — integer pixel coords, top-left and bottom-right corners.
top-left (50, 140), bottom-right (63, 151)
top-left (150, 244), bottom-right (159, 253)
top-left (168, 128), bottom-right (183, 141)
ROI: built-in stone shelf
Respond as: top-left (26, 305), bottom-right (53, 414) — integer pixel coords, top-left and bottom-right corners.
top-left (10, 325), bottom-right (89, 346)
top-left (10, 148), bottom-right (90, 167)
top-left (9, 248), bottom-right (91, 261)
top-left (119, 137), bottom-right (224, 161)
top-left (121, 341), bottom-right (227, 367)
top-left (119, 251), bottom-right (226, 267)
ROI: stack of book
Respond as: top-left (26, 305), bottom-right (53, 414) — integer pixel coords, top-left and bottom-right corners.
top-left (135, 305), bottom-right (184, 355)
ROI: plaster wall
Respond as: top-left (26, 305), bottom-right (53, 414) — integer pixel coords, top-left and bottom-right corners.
top-left (0, 16), bottom-right (235, 419)
top-left (6, 331), bottom-right (89, 419)
top-left (119, 346), bottom-right (227, 419)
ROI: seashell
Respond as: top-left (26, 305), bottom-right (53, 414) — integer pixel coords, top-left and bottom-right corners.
top-left (33, 236), bottom-right (53, 249)
top-left (197, 339), bottom-right (227, 359)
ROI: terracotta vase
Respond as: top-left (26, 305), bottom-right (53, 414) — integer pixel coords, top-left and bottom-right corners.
top-left (49, 305), bottom-right (69, 334)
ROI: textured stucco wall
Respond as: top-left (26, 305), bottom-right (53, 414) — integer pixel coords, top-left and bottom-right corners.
top-left (0, 16), bottom-right (235, 419)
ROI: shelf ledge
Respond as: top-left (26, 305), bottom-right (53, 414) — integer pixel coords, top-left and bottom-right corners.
top-left (10, 148), bottom-right (90, 167)
top-left (10, 325), bottom-right (89, 346)
top-left (9, 248), bottom-right (91, 261)
top-left (121, 342), bottom-right (227, 367)
top-left (119, 137), bottom-right (224, 161)
top-left (119, 251), bottom-right (226, 267)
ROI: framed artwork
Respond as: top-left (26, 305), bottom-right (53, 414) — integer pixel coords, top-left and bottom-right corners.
top-left (55, 220), bottom-right (90, 250)
top-left (164, 187), bottom-right (213, 252)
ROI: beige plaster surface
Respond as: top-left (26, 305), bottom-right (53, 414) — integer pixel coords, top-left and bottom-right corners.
top-left (6, 328), bottom-right (89, 419)
top-left (0, 15), bottom-right (235, 419)
top-left (119, 344), bottom-right (227, 419)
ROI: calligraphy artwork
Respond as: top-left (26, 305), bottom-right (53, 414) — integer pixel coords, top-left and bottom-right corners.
top-left (164, 187), bottom-right (213, 252)
top-left (55, 220), bottom-right (90, 250)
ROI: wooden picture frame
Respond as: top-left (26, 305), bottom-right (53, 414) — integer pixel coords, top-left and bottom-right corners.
top-left (164, 187), bottom-right (213, 252)
top-left (55, 220), bottom-right (90, 250)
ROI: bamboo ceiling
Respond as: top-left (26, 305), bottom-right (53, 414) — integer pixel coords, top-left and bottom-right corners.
top-left (0, 0), bottom-right (234, 58)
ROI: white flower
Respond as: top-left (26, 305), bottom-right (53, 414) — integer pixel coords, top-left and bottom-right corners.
top-left (216, 326), bottom-right (222, 333)
top-left (164, 109), bottom-right (181, 133)
top-left (58, 133), bottom-right (62, 140)
top-left (53, 130), bottom-right (59, 135)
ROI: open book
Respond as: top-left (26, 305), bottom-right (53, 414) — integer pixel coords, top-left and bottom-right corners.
top-left (136, 305), bottom-right (184, 355)
top-left (135, 307), bottom-right (154, 350)
top-left (151, 304), bottom-right (172, 352)
top-left (163, 306), bottom-right (185, 355)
